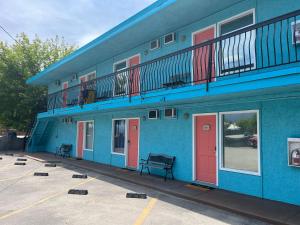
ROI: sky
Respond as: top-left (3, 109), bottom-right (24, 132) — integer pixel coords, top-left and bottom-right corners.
top-left (0, 0), bottom-right (156, 47)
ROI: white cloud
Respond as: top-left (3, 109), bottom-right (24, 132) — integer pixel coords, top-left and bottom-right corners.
top-left (0, 0), bottom-right (156, 46)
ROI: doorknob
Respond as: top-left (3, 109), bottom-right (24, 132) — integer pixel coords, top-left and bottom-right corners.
top-left (128, 140), bottom-right (131, 144)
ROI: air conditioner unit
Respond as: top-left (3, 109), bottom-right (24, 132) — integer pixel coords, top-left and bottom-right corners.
top-left (150, 39), bottom-right (160, 50)
top-left (292, 20), bottom-right (300, 44)
top-left (164, 33), bottom-right (176, 45)
top-left (148, 110), bottom-right (159, 119)
top-left (165, 108), bottom-right (177, 118)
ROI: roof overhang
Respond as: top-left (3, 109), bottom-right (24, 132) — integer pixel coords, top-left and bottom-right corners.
top-left (27, 0), bottom-right (243, 85)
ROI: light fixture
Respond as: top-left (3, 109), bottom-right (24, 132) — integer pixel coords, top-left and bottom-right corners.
top-left (183, 112), bottom-right (189, 120)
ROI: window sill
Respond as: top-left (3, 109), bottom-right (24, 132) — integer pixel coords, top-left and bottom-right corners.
top-left (219, 167), bottom-right (261, 176)
top-left (84, 149), bottom-right (93, 152)
top-left (111, 152), bottom-right (125, 156)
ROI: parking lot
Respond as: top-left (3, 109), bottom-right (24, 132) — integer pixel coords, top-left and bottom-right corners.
top-left (0, 153), bottom-right (268, 225)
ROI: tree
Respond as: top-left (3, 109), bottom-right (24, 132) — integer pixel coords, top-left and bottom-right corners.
top-left (0, 33), bottom-right (76, 131)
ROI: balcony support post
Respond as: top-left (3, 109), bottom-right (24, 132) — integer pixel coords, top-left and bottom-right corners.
top-left (206, 43), bottom-right (213, 92)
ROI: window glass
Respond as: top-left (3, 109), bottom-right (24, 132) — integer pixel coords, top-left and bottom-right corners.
top-left (115, 61), bottom-right (127, 72)
top-left (220, 13), bottom-right (254, 35)
top-left (85, 122), bottom-right (94, 150)
top-left (222, 111), bottom-right (259, 173)
top-left (114, 61), bottom-right (128, 96)
top-left (219, 12), bottom-right (255, 74)
top-left (87, 72), bottom-right (96, 81)
top-left (113, 120), bottom-right (126, 154)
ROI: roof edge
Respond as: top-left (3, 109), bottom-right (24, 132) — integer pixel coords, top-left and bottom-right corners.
top-left (27, 0), bottom-right (176, 85)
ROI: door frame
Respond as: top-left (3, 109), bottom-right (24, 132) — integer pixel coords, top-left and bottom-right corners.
top-left (111, 117), bottom-right (140, 169)
top-left (191, 24), bottom-right (217, 84)
top-left (192, 113), bottom-right (219, 187)
top-left (76, 120), bottom-right (95, 158)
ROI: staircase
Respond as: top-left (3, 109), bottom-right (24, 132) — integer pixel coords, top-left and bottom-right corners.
top-left (26, 118), bottom-right (53, 152)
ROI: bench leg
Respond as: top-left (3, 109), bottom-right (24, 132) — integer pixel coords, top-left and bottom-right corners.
top-left (140, 165), bottom-right (144, 175)
top-left (171, 169), bottom-right (174, 180)
top-left (164, 169), bottom-right (168, 181)
top-left (147, 167), bottom-right (150, 175)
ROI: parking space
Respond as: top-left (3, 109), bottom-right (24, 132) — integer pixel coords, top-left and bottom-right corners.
top-left (0, 153), bottom-right (268, 225)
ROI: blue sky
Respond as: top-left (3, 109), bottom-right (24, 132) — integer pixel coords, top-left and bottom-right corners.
top-left (0, 0), bottom-right (156, 47)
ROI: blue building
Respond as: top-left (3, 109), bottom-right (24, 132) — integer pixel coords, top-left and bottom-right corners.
top-left (27, 0), bottom-right (300, 206)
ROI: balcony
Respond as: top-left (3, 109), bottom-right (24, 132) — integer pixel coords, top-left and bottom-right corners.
top-left (47, 9), bottom-right (300, 111)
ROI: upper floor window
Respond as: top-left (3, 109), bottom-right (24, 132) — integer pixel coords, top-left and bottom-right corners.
top-left (219, 10), bottom-right (255, 74)
top-left (220, 12), bottom-right (254, 35)
top-left (114, 60), bottom-right (127, 72)
top-left (114, 60), bottom-right (128, 96)
top-left (79, 71), bottom-right (96, 83)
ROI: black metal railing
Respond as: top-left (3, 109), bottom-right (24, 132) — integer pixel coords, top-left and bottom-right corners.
top-left (47, 9), bottom-right (300, 111)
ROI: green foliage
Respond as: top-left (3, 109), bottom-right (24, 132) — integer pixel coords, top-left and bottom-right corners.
top-left (0, 33), bottom-right (76, 131)
top-left (236, 115), bottom-right (257, 135)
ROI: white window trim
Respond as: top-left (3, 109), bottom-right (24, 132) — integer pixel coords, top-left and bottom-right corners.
top-left (112, 54), bottom-right (141, 72)
top-left (112, 54), bottom-right (141, 97)
top-left (113, 60), bottom-right (128, 72)
top-left (217, 8), bottom-right (256, 36)
top-left (150, 39), bottom-right (160, 51)
top-left (111, 118), bottom-right (140, 169)
top-left (62, 81), bottom-right (68, 90)
top-left (83, 120), bottom-right (94, 151)
top-left (164, 33), bottom-right (175, 45)
top-left (111, 118), bottom-right (128, 156)
top-left (79, 71), bottom-right (96, 83)
top-left (219, 110), bottom-right (261, 176)
top-left (217, 9), bottom-right (256, 75)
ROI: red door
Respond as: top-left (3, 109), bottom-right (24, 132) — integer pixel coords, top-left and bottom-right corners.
top-left (128, 55), bottom-right (140, 96)
top-left (127, 119), bottom-right (139, 169)
top-left (193, 27), bottom-right (215, 83)
top-left (77, 122), bottom-right (84, 158)
top-left (62, 82), bottom-right (68, 107)
top-left (195, 115), bottom-right (216, 185)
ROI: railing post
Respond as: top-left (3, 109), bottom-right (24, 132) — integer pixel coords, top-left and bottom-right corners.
top-left (128, 69), bottom-right (132, 102)
top-left (206, 43), bottom-right (213, 92)
top-left (53, 94), bottom-right (57, 114)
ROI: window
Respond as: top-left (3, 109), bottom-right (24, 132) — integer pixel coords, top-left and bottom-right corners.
top-left (114, 60), bottom-right (128, 96)
top-left (79, 71), bottom-right (96, 83)
top-left (150, 39), bottom-right (160, 50)
top-left (114, 61), bottom-right (127, 71)
top-left (219, 10), bottom-right (255, 74)
top-left (84, 121), bottom-right (94, 150)
top-left (220, 110), bottom-right (259, 174)
top-left (164, 33), bottom-right (175, 45)
top-left (291, 20), bottom-right (300, 44)
top-left (79, 71), bottom-right (96, 91)
top-left (113, 120), bottom-right (126, 154)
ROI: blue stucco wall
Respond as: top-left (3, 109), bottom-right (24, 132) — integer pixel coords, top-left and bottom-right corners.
top-left (30, 0), bottom-right (300, 207)
top-left (47, 0), bottom-right (300, 94)
top-left (39, 92), bottom-right (300, 206)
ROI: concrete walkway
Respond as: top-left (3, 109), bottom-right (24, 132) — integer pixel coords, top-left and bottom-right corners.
top-left (26, 152), bottom-right (300, 225)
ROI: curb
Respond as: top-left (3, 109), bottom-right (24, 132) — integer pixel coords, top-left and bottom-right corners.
top-left (26, 155), bottom-right (289, 225)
